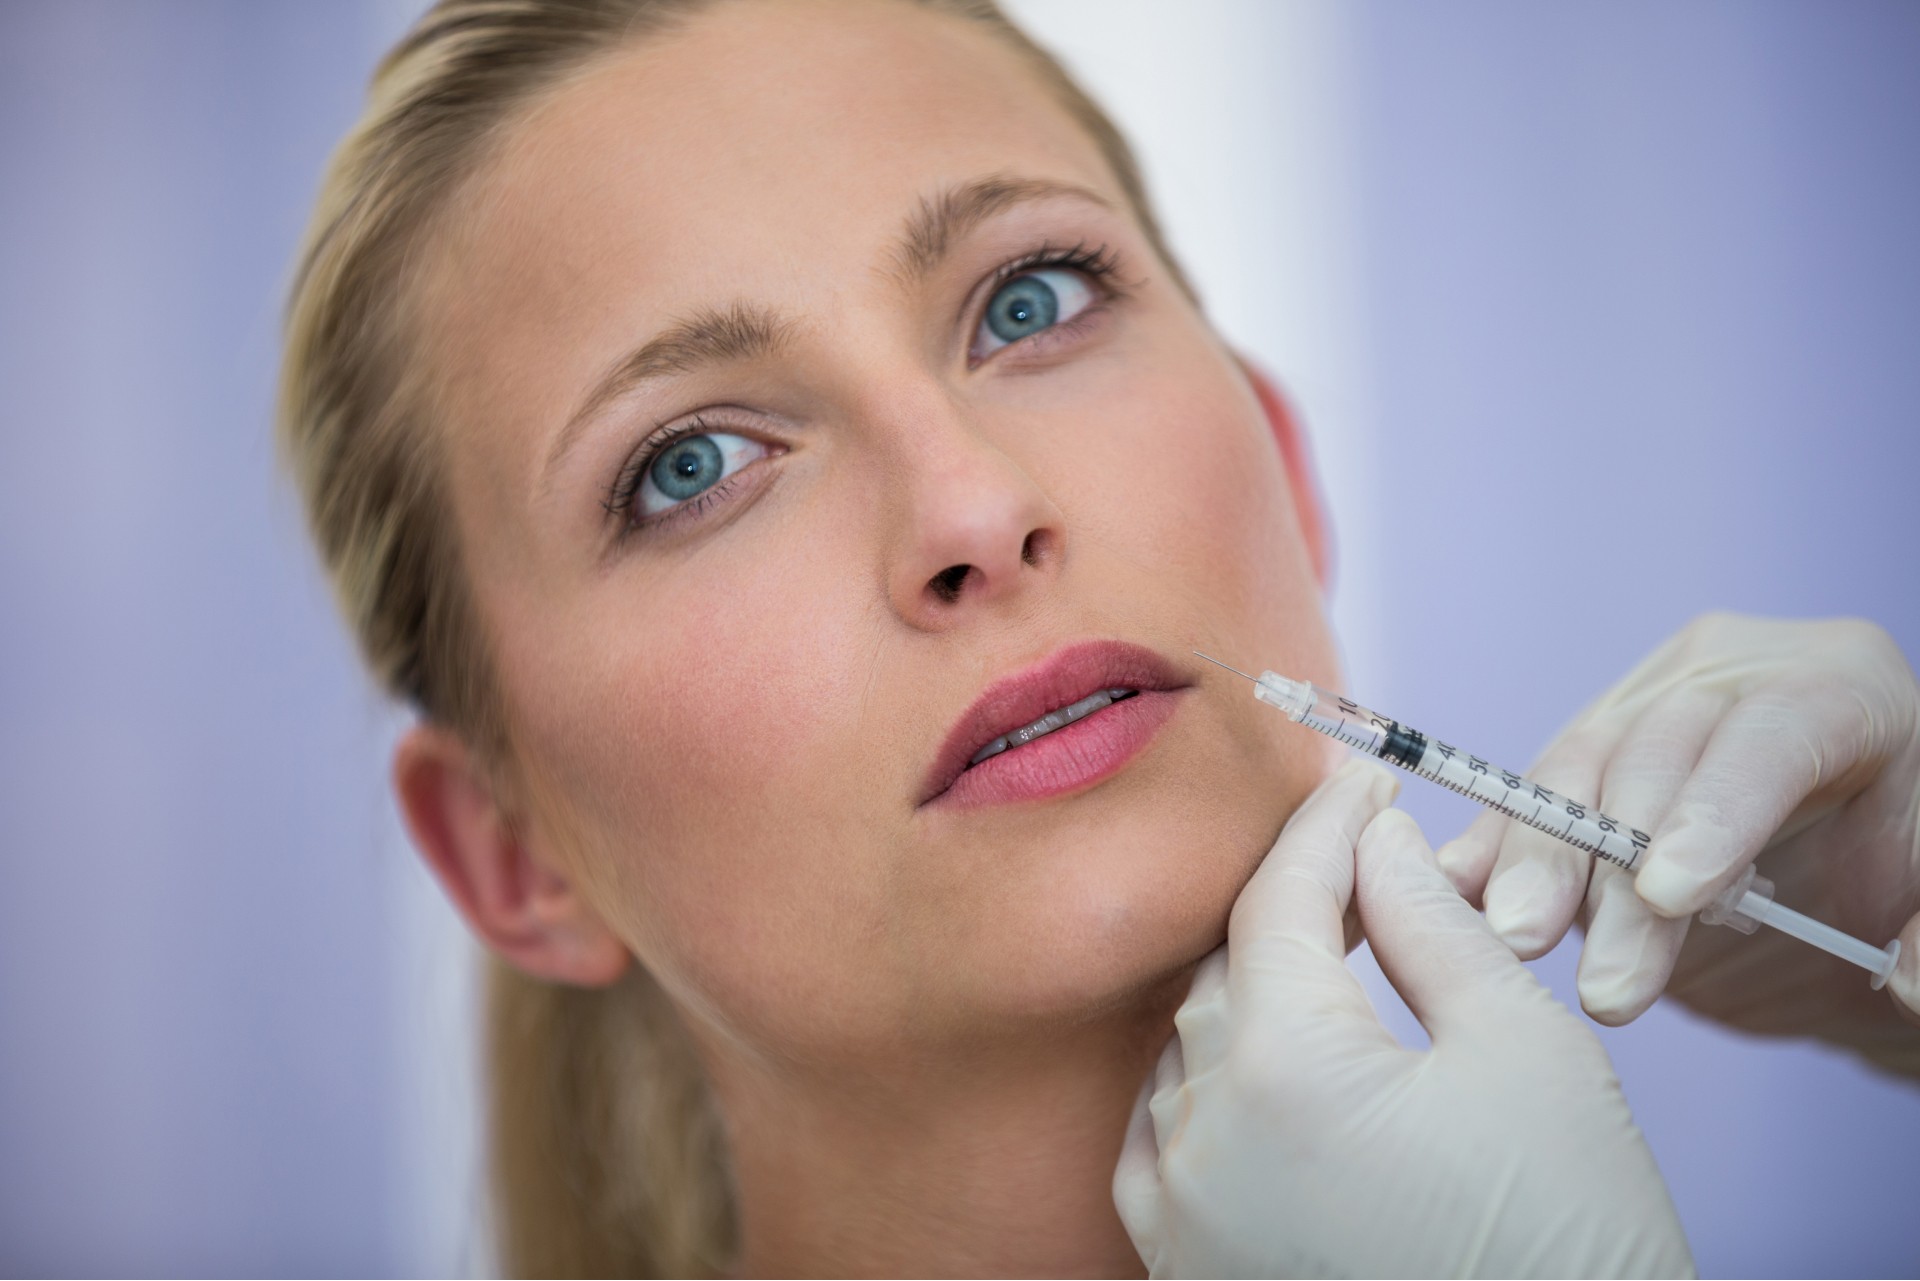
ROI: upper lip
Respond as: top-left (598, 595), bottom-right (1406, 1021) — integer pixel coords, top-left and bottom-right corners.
top-left (919, 640), bottom-right (1188, 805)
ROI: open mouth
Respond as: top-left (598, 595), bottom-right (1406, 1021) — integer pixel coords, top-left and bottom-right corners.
top-left (966, 688), bottom-right (1140, 766)
top-left (920, 640), bottom-right (1188, 808)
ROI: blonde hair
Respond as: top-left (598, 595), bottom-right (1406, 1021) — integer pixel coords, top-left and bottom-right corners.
top-left (278, 0), bottom-right (1187, 1273)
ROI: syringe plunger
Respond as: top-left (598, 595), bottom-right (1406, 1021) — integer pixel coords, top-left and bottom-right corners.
top-left (1704, 867), bottom-right (1901, 988)
top-left (1197, 654), bottom-right (1905, 987)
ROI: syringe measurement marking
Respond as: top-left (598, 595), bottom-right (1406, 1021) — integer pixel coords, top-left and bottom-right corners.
top-left (1405, 741), bottom-right (1626, 865)
top-left (1332, 725), bottom-right (1372, 750)
top-left (1202, 656), bottom-right (1903, 985)
top-left (1290, 689), bottom-right (1642, 868)
top-left (1422, 765), bottom-right (1609, 860)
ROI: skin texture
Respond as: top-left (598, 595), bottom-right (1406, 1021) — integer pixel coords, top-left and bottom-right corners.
top-left (392, 0), bottom-right (1341, 1272)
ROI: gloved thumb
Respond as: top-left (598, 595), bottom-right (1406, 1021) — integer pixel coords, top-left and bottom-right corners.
top-left (1218, 759), bottom-right (1402, 1073)
top-left (1229, 757), bottom-right (1399, 981)
top-left (1357, 808), bottom-right (1560, 1045)
top-left (1113, 1052), bottom-right (1169, 1269)
top-left (1892, 910), bottom-right (1920, 1026)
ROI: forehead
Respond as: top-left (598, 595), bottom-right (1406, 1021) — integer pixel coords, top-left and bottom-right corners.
top-left (420, 0), bottom-right (1119, 424)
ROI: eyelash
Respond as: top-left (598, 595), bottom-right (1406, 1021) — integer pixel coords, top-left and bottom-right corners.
top-left (601, 414), bottom-right (744, 533)
top-left (602, 241), bottom-right (1128, 535)
top-left (976, 241), bottom-right (1125, 339)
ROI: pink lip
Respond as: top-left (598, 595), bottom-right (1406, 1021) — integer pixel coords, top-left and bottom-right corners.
top-left (920, 640), bottom-right (1190, 809)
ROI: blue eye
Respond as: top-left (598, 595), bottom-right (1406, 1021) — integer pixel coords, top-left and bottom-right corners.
top-left (650, 435), bottom-right (722, 499)
top-left (635, 431), bottom-right (766, 519)
top-left (975, 267), bottom-right (1096, 355)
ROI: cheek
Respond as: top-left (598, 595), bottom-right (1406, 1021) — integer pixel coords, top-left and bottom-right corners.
top-left (897, 343), bottom-right (1342, 1008)
top-left (500, 529), bottom-right (890, 996)
top-left (1055, 346), bottom-right (1313, 641)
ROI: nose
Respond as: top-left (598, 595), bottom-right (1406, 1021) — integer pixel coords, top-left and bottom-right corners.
top-left (882, 405), bottom-right (1066, 631)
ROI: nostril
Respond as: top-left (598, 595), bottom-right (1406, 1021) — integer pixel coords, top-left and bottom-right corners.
top-left (930, 564), bottom-right (971, 603)
top-left (1020, 529), bottom-right (1048, 567)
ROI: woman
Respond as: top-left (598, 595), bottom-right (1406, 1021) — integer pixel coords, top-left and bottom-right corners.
top-left (280, 0), bottom-right (1920, 1274)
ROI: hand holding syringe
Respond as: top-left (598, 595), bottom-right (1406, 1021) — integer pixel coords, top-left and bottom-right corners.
top-left (1196, 653), bottom-right (1903, 987)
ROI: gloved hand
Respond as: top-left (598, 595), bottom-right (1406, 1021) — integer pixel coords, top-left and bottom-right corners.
top-left (1436, 614), bottom-right (1920, 1072)
top-left (1114, 759), bottom-right (1692, 1279)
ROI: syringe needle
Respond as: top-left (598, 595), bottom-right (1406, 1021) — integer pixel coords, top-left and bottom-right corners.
top-left (1193, 651), bottom-right (1259, 682)
top-left (1209, 654), bottom-right (1904, 989)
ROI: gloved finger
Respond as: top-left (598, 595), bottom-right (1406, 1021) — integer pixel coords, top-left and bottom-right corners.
top-left (1592, 683), bottom-right (1730, 866)
top-left (1435, 808), bottom-right (1507, 907)
top-left (1466, 646), bottom-right (1701, 943)
top-left (1112, 1052), bottom-right (1167, 1265)
top-left (1228, 757), bottom-right (1399, 981)
top-left (1356, 808), bottom-right (1550, 1043)
top-left (1891, 911), bottom-right (1920, 1027)
top-left (1227, 761), bottom-right (1402, 1070)
top-left (1570, 620), bottom-right (1702, 720)
top-left (1169, 947), bottom-right (1230, 1078)
top-left (1482, 728), bottom-right (1613, 960)
top-left (1120, 1008), bottom-right (1196, 1255)
top-left (1575, 862), bottom-right (1692, 1025)
top-left (1635, 683), bottom-right (1886, 917)
top-left (1341, 897), bottom-right (1365, 955)
top-left (1569, 686), bottom-right (1726, 1023)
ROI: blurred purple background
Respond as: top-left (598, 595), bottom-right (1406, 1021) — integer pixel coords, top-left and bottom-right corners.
top-left (2, 1), bottom-right (1916, 1275)
top-left (1338, 4), bottom-right (1920, 1276)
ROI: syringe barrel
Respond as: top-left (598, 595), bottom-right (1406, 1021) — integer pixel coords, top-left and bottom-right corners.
top-left (1248, 669), bottom-right (1901, 986)
top-left (1266, 675), bottom-right (1651, 871)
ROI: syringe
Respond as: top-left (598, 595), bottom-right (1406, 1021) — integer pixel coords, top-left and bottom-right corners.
top-left (1197, 653), bottom-right (1902, 989)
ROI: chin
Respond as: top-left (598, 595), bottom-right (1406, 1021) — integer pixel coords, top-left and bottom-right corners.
top-left (939, 798), bottom-right (1277, 1032)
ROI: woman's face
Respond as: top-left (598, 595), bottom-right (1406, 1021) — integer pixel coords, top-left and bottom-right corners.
top-left (418, 0), bottom-right (1339, 1061)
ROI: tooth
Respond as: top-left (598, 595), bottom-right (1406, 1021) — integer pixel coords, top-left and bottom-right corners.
top-left (1011, 709), bottom-right (1064, 745)
top-left (969, 736), bottom-right (1009, 766)
top-left (1062, 690), bottom-right (1112, 722)
top-left (967, 688), bottom-right (1138, 769)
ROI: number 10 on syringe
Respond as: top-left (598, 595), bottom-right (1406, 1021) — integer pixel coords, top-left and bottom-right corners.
top-left (1196, 653), bottom-right (1902, 987)
top-left (1267, 671), bottom-right (1650, 869)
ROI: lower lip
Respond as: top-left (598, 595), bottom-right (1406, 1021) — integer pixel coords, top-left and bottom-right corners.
top-left (930, 689), bottom-right (1183, 810)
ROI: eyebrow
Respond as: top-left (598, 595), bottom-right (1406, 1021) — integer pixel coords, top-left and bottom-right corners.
top-left (543, 175), bottom-right (1116, 484)
top-left (891, 174), bottom-right (1115, 285)
top-left (544, 302), bottom-right (794, 487)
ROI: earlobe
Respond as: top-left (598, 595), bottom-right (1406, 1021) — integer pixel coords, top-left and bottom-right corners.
top-left (392, 723), bottom-right (630, 988)
top-left (1236, 355), bottom-right (1334, 590)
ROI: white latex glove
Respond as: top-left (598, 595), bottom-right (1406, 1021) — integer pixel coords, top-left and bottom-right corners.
top-left (1436, 614), bottom-right (1920, 1072)
top-left (1114, 759), bottom-right (1692, 1279)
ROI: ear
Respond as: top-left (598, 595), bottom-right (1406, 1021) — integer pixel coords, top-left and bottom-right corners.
top-left (392, 722), bottom-right (630, 987)
top-left (1236, 355), bottom-right (1333, 590)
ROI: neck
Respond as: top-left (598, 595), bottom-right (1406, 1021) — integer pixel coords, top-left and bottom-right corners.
top-left (708, 980), bottom-right (1186, 1278)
